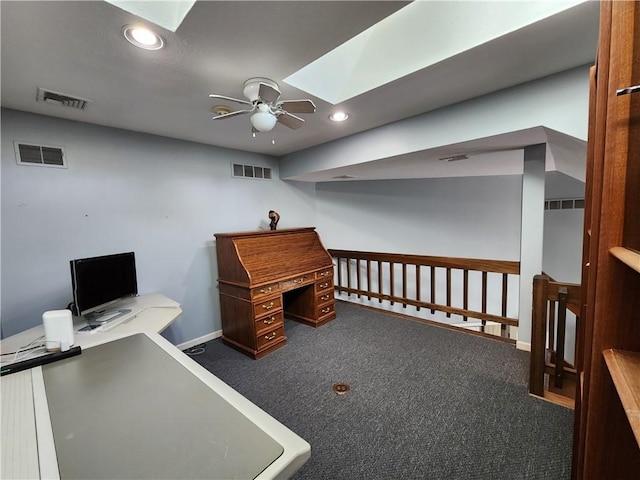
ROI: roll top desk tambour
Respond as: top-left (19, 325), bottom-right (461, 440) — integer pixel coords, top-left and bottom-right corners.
top-left (214, 227), bottom-right (336, 359)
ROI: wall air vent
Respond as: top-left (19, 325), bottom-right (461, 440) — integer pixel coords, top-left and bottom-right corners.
top-left (14, 141), bottom-right (67, 168)
top-left (37, 87), bottom-right (91, 110)
top-left (545, 198), bottom-right (585, 210)
top-left (232, 163), bottom-right (273, 180)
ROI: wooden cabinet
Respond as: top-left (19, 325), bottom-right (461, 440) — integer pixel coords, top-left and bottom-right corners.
top-left (572, 1), bottom-right (640, 478)
top-left (215, 228), bottom-right (336, 359)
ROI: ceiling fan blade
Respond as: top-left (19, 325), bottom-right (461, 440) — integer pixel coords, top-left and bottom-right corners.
top-left (212, 109), bottom-right (251, 120)
top-left (208, 94), bottom-right (253, 106)
top-left (258, 82), bottom-right (281, 103)
top-left (277, 112), bottom-right (304, 130)
top-left (278, 100), bottom-right (316, 114)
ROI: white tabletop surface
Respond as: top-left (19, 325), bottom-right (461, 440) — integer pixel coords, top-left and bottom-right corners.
top-left (1, 294), bottom-right (310, 479)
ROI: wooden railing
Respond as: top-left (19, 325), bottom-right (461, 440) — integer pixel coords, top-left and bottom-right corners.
top-left (329, 249), bottom-right (520, 342)
top-left (529, 274), bottom-right (581, 407)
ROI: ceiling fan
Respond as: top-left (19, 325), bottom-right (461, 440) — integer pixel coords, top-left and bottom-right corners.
top-left (209, 77), bottom-right (316, 133)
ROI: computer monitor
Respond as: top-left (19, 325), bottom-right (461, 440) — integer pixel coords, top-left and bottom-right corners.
top-left (70, 252), bottom-right (138, 323)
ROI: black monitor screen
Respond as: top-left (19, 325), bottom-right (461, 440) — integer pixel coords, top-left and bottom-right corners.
top-left (70, 252), bottom-right (138, 316)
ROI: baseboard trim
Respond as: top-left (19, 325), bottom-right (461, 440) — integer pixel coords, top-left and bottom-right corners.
top-left (177, 330), bottom-right (222, 351)
top-left (516, 340), bottom-right (531, 352)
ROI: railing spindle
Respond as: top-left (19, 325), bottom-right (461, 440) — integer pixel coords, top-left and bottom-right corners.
top-left (356, 259), bottom-right (361, 298)
top-left (402, 263), bottom-right (407, 307)
top-left (463, 269), bottom-right (469, 321)
top-left (548, 300), bottom-right (556, 352)
top-left (430, 266), bottom-right (435, 314)
top-left (501, 273), bottom-right (508, 337)
top-left (481, 271), bottom-right (488, 332)
top-left (554, 287), bottom-right (568, 389)
top-left (378, 261), bottom-right (383, 303)
top-left (366, 260), bottom-right (371, 300)
top-left (446, 267), bottom-right (452, 318)
top-left (416, 265), bottom-right (421, 311)
top-left (346, 257), bottom-right (352, 297)
top-left (390, 262), bottom-right (395, 306)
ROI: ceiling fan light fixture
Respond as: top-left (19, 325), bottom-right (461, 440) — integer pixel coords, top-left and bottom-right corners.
top-left (123, 25), bottom-right (165, 50)
top-left (250, 104), bottom-right (277, 132)
top-left (329, 111), bottom-right (349, 122)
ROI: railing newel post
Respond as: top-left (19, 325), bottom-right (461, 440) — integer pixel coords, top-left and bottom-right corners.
top-left (530, 274), bottom-right (549, 397)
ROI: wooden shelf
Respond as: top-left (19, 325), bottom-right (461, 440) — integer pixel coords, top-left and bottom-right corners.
top-left (602, 349), bottom-right (640, 447)
top-left (610, 247), bottom-right (640, 274)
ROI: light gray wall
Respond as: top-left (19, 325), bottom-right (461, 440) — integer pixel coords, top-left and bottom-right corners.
top-left (315, 176), bottom-right (522, 259)
top-left (1, 109), bottom-right (316, 343)
top-left (1, 108), bottom-right (587, 348)
top-left (543, 208), bottom-right (584, 284)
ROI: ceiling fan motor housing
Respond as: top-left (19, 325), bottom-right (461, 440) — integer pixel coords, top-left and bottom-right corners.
top-left (243, 77), bottom-right (280, 102)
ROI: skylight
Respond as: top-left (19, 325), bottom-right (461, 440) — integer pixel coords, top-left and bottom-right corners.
top-left (105, 0), bottom-right (196, 32)
top-left (284, 0), bottom-right (588, 105)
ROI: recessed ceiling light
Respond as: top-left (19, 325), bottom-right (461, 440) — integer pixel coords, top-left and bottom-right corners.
top-left (212, 105), bottom-right (233, 116)
top-left (123, 25), bottom-right (165, 50)
top-left (329, 111), bottom-right (349, 122)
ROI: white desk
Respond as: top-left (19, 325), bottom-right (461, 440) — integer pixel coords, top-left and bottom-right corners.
top-left (1, 294), bottom-right (310, 479)
top-left (0, 293), bottom-right (182, 353)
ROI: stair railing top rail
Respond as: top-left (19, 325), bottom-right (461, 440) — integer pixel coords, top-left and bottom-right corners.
top-left (328, 250), bottom-right (520, 274)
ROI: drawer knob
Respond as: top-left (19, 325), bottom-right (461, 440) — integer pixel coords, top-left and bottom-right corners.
top-left (264, 332), bottom-right (277, 341)
top-left (293, 278), bottom-right (304, 284)
top-left (260, 286), bottom-right (272, 294)
top-left (319, 282), bottom-right (329, 289)
top-left (321, 307), bottom-right (331, 314)
top-left (263, 316), bottom-right (276, 325)
top-left (321, 295), bottom-right (330, 301)
top-left (262, 301), bottom-right (275, 310)
top-left (320, 271), bottom-right (329, 277)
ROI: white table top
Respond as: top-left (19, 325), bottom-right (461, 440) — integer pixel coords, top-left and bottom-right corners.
top-left (1, 293), bottom-right (182, 354)
top-left (0, 293), bottom-right (310, 479)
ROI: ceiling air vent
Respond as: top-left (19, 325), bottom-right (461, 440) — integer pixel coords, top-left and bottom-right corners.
top-left (439, 154), bottom-right (469, 162)
top-left (37, 87), bottom-right (91, 110)
top-left (332, 175), bottom-right (357, 179)
top-left (14, 141), bottom-right (67, 168)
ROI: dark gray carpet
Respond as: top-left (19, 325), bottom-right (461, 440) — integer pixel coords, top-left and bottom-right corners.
top-left (190, 302), bottom-right (573, 479)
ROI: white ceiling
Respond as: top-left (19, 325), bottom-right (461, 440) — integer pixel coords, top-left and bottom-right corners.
top-left (1, 1), bottom-right (599, 181)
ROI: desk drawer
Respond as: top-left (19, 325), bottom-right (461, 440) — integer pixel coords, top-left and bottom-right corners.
top-left (255, 311), bottom-right (284, 335)
top-left (317, 303), bottom-right (335, 319)
top-left (251, 283), bottom-right (281, 300)
top-left (281, 274), bottom-right (314, 291)
top-left (257, 325), bottom-right (285, 350)
top-left (317, 292), bottom-right (333, 304)
top-left (315, 268), bottom-right (334, 280)
top-left (253, 296), bottom-right (282, 318)
top-left (315, 279), bottom-right (333, 294)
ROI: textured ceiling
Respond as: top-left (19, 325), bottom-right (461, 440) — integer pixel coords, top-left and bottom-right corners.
top-left (1, 1), bottom-right (599, 181)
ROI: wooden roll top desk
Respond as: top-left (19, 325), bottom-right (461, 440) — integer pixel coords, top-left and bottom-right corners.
top-left (214, 227), bottom-right (336, 359)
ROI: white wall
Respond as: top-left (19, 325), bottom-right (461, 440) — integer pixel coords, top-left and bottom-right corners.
top-left (1, 109), bottom-right (316, 343)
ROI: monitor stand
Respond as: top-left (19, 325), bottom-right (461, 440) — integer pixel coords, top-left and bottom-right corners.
top-left (86, 309), bottom-right (132, 327)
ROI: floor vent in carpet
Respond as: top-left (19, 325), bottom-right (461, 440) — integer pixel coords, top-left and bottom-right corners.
top-left (333, 383), bottom-right (350, 395)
